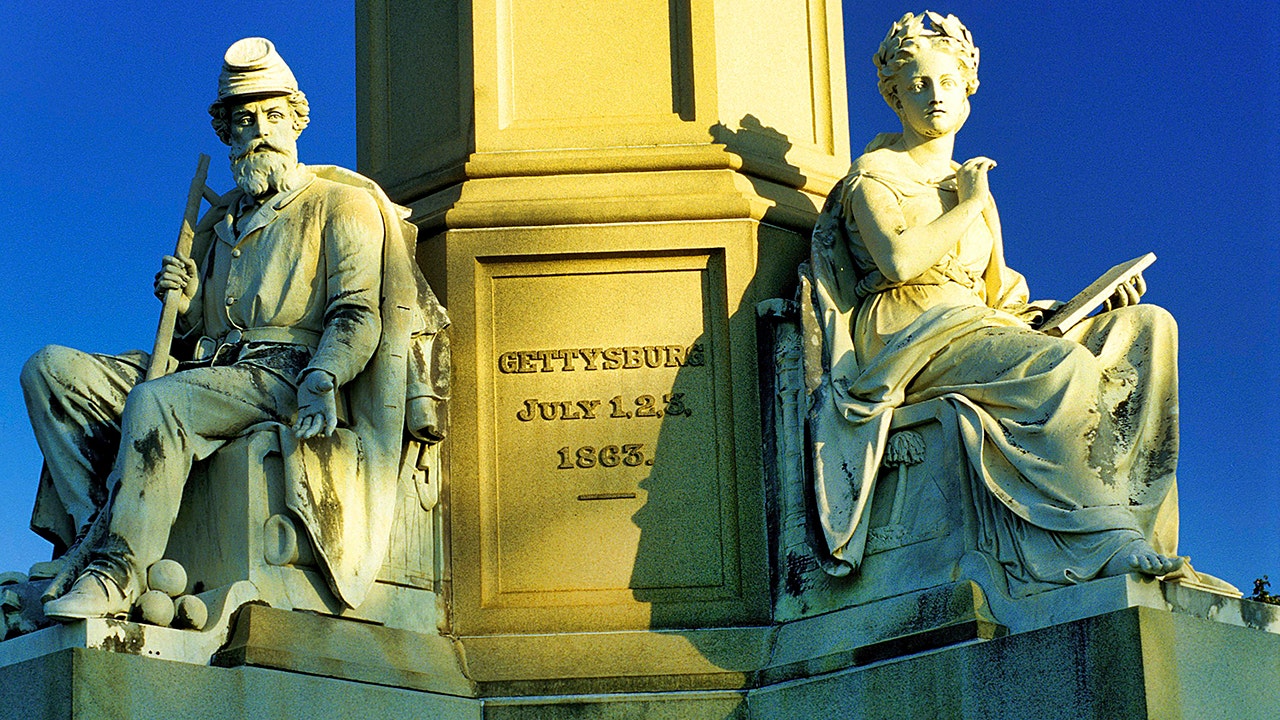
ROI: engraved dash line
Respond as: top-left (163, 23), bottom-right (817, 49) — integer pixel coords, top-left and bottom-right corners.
top-left (576, 493), bottom-right (637, 502)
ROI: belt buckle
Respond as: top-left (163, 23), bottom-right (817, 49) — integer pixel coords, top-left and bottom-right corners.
top-left (209, 329), bottom-right (245, 366)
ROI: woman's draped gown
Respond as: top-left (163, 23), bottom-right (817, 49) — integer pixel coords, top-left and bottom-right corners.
top-left (806, 135), bottom-right (1179, 597)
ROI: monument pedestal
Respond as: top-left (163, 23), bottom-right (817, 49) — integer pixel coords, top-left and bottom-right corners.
top-left (3, 577), bottom-right (1277, 718)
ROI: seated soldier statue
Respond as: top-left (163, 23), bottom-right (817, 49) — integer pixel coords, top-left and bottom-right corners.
top-left (23, 37), bottom-right (447, 620)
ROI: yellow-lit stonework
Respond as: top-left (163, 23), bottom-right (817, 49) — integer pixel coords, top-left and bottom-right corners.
top-left (358, 0), bottom-right (850, 637)
top-left (3, 7), bottom-right (1278, 720)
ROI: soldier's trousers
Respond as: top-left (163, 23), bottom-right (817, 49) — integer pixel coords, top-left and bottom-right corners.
top-left (21, 344), bottom-right (297, 597)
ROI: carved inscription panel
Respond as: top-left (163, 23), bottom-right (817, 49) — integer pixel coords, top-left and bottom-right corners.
top-left (479, 251), bottom-right (736, 608)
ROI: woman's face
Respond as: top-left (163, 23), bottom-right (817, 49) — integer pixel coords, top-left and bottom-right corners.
top-left (895, 46), bottom-right (969, 139)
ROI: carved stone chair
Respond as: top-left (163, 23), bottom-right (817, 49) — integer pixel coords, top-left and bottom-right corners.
top-left (760, 299), bottom-right (983, 622)
top-left (163, 425), bottom-right (442, 634)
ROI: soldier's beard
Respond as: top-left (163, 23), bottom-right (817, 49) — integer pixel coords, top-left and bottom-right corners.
top-left (230, 142), bottom-right (297, 198)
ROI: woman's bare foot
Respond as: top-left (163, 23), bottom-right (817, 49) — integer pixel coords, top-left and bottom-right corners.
top-left (1101, 539), bottom-right (1184, 578)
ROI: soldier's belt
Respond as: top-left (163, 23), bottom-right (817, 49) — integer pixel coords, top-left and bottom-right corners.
top-left (193, 327), bottom-right (322, 362)
top-left (228, 327), bottom-right (321, 347)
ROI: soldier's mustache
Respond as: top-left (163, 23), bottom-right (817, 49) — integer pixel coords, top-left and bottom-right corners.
top-left (231, 141), bottom-right (288, 163)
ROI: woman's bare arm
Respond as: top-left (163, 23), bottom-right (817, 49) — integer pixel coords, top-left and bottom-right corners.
top-left (848, 157), bottom-right (995, 283)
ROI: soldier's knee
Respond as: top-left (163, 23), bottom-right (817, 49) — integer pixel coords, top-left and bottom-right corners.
top-left (21, 344), bottom-right (77, 393)
top-left (123, 378), bottom-right (161, 411)
top-left (121, 376), bottom-right (183, 426)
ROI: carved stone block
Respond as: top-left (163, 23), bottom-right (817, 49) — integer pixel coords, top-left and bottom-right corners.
top-left (164, 429), bottom-right (440, 633)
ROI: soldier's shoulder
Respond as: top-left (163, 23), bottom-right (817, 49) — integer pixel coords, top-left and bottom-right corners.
top-left (309, 175), bottom-right (371, 198)
top-left (307, 175), bottom-right (381, 213)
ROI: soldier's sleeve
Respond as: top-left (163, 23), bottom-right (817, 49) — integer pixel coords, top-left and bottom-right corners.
top-left (175, 296), bottom-right (205, 339)
top-left (302, 189), bottom-right (384, 386)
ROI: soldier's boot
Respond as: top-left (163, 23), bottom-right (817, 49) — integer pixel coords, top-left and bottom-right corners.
top-left (42, 568), bottom-right (130, 621)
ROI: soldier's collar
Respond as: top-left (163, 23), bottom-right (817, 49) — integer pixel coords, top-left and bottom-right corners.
top-left (235, 192), bottom-right (257, 216)
top-left (268, 163), bottom-right (316, 210)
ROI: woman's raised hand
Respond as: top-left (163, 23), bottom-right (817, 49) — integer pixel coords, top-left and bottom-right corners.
top-left (957, 156), bottom-right (997, 206)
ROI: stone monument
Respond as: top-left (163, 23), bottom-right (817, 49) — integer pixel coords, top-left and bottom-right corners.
top-left (797, 9), bottom-right (1230, 600)
top-left (0, 33), bottom-right (451, 656)
top-left (358, 0), bottom-right (850, 639)
top-left (0, 6), bottom-right (1277, 720)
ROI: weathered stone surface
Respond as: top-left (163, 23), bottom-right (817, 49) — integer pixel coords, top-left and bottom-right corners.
top-left (1, 602), bottom-right (1277, 718)
top-left (26, 35), bottom-right (449, 631)
top-left (165, 432), bottom-right (441, 634)
top-left (753, 606), bottom-right (1280, 719)
top-left (133, 591), bottom-right (174, 628)
top-left (173, 595), bottom-right (207, 631)
top-left (802, 11), bottom-right (1194, 605)
top-left (0, 648), bottom-right (476, 719)
top-left (0, 573), bottom-right (27, 587)
top-left (361, 0), bottom-right (850, 640)
top-left (0, 580), bottom-right (54, 640)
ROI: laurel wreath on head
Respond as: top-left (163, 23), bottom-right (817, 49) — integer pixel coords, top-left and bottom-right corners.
top-left (873, 11), bottom-right (980, 107)
top-left (876, 11), bottom-right (978, 67)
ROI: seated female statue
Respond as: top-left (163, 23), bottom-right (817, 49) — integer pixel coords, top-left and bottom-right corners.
top-left (806, 12), bottom-right (1198, 597)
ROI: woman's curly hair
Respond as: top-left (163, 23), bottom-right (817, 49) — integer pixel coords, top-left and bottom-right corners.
top-left (874, 11), bottom-right (979, 111)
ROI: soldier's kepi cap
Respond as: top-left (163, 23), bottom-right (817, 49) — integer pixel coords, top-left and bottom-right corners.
top-left (215, 37), bottom-right (297, 104)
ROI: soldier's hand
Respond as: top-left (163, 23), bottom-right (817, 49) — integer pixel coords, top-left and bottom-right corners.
top-left (154, 255), bottom-right (199, 314)
top-left (294, 370), bottom-right (338, 439)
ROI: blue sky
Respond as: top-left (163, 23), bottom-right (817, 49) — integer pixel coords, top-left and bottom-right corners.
top-left (0, 2), bottom-right (1275, 595)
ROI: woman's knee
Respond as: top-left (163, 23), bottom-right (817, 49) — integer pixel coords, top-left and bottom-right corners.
top-left (1013, 332), bottom-right (1100, 383)
top-left (1051, 341), bottom-right (1103, 387)
top-left (1113, 303), bottom-right (1176, 333)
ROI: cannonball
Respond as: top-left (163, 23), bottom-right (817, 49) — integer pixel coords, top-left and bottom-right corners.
top-left (134, 590), bottom-right (175, 627)
top-left (147, 560), bottom-right (188, 597)
top-left (173, 595), bottom-right (208, 631)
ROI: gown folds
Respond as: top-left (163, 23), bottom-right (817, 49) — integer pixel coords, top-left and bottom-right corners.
top-left (805, 134), bottom-right (1178, 597)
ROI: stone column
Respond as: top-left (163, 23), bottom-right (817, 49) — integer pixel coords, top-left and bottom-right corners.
top-left (358, 0), bottom-right (848, 637)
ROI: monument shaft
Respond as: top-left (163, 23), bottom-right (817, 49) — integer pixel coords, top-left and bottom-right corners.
top-left (358, 0), bottom-right (851, 636)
